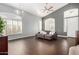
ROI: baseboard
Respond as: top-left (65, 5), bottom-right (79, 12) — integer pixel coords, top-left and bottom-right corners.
top-left (8, 36), bottom-right (34, 41)
top-left (58, 35), bottom-right (76, 39)
top-left (67, 37), bottom-right (76, 39)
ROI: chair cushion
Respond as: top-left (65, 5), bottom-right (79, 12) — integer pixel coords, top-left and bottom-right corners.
top-left (49, 32), bottom-right (55, 35)
top-left (44, 34), bottom-right (53, 40)
top-left (40, 31), bottom-right (46, 34)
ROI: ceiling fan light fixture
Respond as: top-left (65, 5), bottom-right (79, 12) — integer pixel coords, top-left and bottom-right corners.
top-left (41, 3), bottom-right (54, 13)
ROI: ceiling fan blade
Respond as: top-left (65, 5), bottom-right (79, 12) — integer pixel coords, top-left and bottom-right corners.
top-left (41, 3), bottom-right (54, 13)
top-left (48, 6), bottom-right (53, 9)
top-left (47, 7), bottom-right (53, 11)
top-left (41, 9), bottom-right (46, 12)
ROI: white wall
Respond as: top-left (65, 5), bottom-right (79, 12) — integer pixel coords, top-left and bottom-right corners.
top-left (0, 4), bottom-right (42, 40)
top-left (8, 12), bottom-right (41, 40)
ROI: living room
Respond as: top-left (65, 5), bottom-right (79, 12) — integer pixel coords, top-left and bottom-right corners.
top-left (0, 3), bottom-right (79, 55)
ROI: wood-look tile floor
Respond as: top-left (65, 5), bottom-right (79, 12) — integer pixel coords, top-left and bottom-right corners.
top-left (8, 37), bottom-right (75, 55)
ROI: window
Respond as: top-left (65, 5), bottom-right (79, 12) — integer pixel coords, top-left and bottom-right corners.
top-left (64, 8), bottom-right (78, 32)
top-left (45, 18), bottom-right (55, 32)
top-left (64, 19), bottom-right (68, 32)
top-left (39, 20), bottom-right (42, 31)
top-left (0, 13), bottom-right (22, 35)
top-left (64, 8), bottom-right (78, 18)
top-left (3, 18), bottom-right (22, 35)
top-left (64, 8), bottom-right (78, 37)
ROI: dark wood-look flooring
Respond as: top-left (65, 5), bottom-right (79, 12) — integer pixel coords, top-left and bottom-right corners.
top-left (8, 37), bottom-right (76, 55)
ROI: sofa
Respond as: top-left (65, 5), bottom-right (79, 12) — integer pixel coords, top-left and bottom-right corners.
top-left (35, 31), bottom-right (57, 40)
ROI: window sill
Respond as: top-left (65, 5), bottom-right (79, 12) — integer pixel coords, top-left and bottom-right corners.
top-left (3, 32), bottom-right (22, 36)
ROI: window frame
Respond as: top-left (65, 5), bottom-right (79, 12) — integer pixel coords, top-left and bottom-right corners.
top-left (44, 18), bottom-right (55, 32)
top-left (3, 18), bottom-right (22, 36)
top-left (64, 8), bottom-right (79, 32)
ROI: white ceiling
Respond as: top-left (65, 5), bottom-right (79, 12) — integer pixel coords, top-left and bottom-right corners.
top-left (0, 12), bottom-right (22, 19)
top-left (6, 3), bottom-right (68, 17)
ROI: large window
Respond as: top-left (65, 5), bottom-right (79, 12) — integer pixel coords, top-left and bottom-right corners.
top-left (3, 19), bottom-right (22, 35)
top-left (64, 8), bottom-right (78, 37)
top-left (45, 18), bottom-right (55, 32)
top-left (39, 20), bottom-right (42, 31)
top-left (0, 13), bottom-right (22, 35)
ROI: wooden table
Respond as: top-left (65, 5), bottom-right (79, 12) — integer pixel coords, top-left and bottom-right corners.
top-left (0, 36), bottom-right (8, 55)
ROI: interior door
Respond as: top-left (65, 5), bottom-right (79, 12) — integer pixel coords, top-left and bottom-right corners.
top-left (67, 17), bottom-right (78, 37)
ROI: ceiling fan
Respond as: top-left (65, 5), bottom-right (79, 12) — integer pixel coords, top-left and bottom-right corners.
top-left (41, 3), bottom-right (54, 13)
